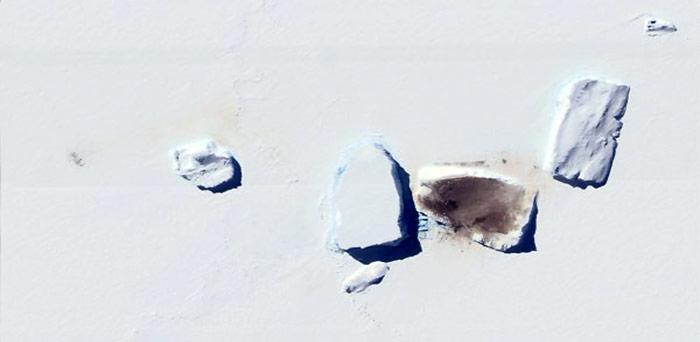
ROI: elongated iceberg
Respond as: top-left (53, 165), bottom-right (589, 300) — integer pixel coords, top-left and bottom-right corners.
top-left (546, 79), bottom-right (631, 189)
top-left (342, 261), bottom-right (390, 294)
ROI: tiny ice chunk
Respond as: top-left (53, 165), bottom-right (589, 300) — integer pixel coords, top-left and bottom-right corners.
top-left (546, 79), bottom-right (630, 189)
top-left (645, 17), bottom-right (677, 36)
top-left (342, 261), bottom-right (390, 294)
top-left (170, 140), bottom-right (240, 192)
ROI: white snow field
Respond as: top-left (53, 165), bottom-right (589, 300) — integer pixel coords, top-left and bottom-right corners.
top-left (171, 140), bottom-right (240, 192)
top-left (546, 79), bottom-right (631, 188)
top-left (342, 262), bottom-right (390, 294)
top-left (2, 1), bottom-right (699, 341)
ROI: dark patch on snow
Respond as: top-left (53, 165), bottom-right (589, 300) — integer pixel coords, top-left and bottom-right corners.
top-left (417, 176), bottom-right (527, 235)
top-left (69, 152), bottom-right (85, 167)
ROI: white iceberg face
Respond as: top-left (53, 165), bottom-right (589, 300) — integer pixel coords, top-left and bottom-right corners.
top-left (546, 79), bottom-right (630, 189)
top-left (170, 140), bottom-right (240, 192)
top-left (342, 261), bottom-right (390, 294)
top-left (645, 18), bottom-right (677, 36)
top-left (414, 163), bottom-right (538, 253)
top-left (328, 139), bottom-right (404, 250)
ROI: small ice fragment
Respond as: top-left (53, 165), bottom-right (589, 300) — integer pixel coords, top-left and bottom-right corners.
top-left (414, 163), bottom-right (538, 253)
top-left (342, 261), bottom-right (390, 294)
top-left (170, 140), bottom-right (241, 193)
top-left (546, 79), bottom-right (630, 189)
top-left (645, 17), bottom-right (677, 36)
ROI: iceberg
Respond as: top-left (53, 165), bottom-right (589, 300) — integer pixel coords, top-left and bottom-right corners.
top-left (323, 137), bottom-right (421, 264)
top-left (170, 140), bottom-right (242, 193)
top-left (342, 261), bottom-right (390, 294)
top-left (546, 79), bottom-right (630, 189)
top-left (645, 17), bottom-right (677, 36)
top-left (414, 163), bottom-right (538, 253)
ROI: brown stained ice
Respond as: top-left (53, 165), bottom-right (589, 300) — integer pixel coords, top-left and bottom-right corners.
top-left (414, 162), bottom-right (538, 253)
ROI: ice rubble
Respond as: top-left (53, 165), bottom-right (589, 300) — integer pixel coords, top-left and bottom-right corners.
top-left (414, 163), bottom-right (538, 253)
top-left (170, 140), bottom-right (241, 193)
top-left (342, 261), bottom-right (390, 294)
top-left (324, 137), bottom-right (421, 263)
top-left (645, 17), bottom-right (677, 36)
top-left (546, 79), bottom-right (630, 189)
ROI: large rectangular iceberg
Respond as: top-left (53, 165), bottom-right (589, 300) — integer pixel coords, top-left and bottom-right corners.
top-left (546, 79), bottom-right (631, 189)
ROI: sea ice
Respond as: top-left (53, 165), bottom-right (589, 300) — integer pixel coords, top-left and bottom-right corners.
top-left (546, 79), bottom-right (630, 189)
top-left (170, 140), bottom-right (241, 193)
top-left (414, 163), bottom-right (538, 253)
top-left (645, 17), bottom-right (677, 36)
top-left (342, 261), bottom-right (390, 294)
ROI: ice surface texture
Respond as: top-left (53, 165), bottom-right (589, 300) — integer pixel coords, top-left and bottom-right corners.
top-left (324, 137), bottom-right (421, 264)
top-left (171, 140), bottom-right (242, 193)
top-left (546, 79), bottom-right (630, 189)
top-left (645, 17), bottom-right (677, 36)
top-left (414, 164), bottom-right (538, 253)
top-left (342, 262), bottom-right (390, 294)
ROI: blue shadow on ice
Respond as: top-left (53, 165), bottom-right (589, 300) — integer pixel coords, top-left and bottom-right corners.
top-left (503, 196), bottom-right (538, 254)
top-left (345, 150), bottom-right (422, 264)
top-left (198, 156), bottom-right (243, 194)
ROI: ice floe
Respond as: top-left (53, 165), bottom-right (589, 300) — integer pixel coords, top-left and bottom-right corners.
top-left (342, 261), bottom-right (390, 294)
top-left (546, 79), bottom-right (630, 189)
top-left (414, 163), bottom-right (538, 253)
top-left (170, 139), bottom-right (242, 193)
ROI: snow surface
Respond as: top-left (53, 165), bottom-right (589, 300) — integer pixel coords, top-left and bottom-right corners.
top-left (645, 17), bottom-right (678, 36)
top-left (546, 79), bottom-right (630, 189)
top-left (414, 163), bottom-right (538, 252)
top-left (342, 262), bottom-right (390, 294)
top-left (170, 140), bottom-right (240, 192)
top-left (2, 1), bottom-right (699, 341)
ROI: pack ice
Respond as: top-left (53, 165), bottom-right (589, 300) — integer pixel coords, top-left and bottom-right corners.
top-left (414, 163), bottom-right (538, 253)
top-left (170, 140), bottom-right (241, 193)
top-left (546, 79), bottom-right (630, 189)
top-left (645, 17), bottom-right (677, 36)
top-left (342, 261), bottom-right (390, 294)
top-left (326, 139), bottom-right (405, 251)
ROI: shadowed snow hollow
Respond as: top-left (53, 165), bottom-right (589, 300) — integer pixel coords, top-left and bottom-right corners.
top-left (342, 261), bottom-right (390, 294)
top-left (414, 163), bottom-right (538, 253)
top-left (170, 140), bottom-right (242, 193)
top-left (546, 79), bottom-right (630, 189)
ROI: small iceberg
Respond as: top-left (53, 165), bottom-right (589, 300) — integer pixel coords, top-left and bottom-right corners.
top-left (342, 261), bottom-right (390, 294)
top-left (170, 140), bottom-right (242, 193)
